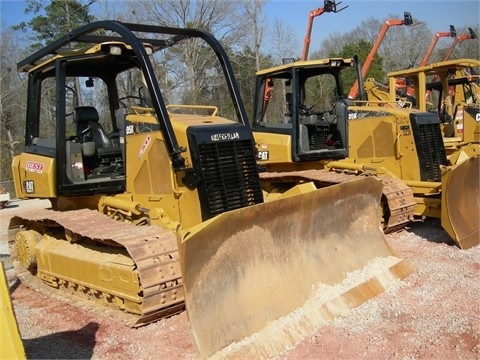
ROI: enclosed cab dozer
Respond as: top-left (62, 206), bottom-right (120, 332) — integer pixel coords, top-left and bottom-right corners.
top-left (254, 58), bottom-right (416, 233)
top-left (386, 59), bottom-right (480, 158)
top-left (252, 57), bottom-right (479, 249)
top-left (9, 21), bottom-right (413, 358)
top-left (386, 61), bottom-right (480, 248)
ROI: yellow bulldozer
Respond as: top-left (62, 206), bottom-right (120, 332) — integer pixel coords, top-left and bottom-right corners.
top-left (386, 59), bottom-right (480, 159)
top-left (252, 57), bottom-right (479, 250)
top-left (8, 21), bottom-right (412, 358)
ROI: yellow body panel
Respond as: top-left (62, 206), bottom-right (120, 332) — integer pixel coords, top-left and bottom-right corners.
top-left (122, 111), bottom-right (246, 230)
top-left (255, 132), bottom-right (293, 163)
top-left (12, 153), bottom-right (56, 199)
top-left (0, 262), bottom-right (26, 360)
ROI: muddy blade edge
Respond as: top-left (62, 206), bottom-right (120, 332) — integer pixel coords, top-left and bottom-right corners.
top-left (180, 177), bottom-right (414, 359)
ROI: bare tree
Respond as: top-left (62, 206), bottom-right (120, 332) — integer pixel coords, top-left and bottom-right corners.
top-left (0, 30), bottom-right (29, 181)
top-left (123, 0), bottom-right (243, 105)
top-left (269, 18), bottom-right (299, 64)
top-left (315, 31), bottom-right (349, 58)
top-left (235, 0), bottom-right (267, 71)
top-left (93, 0), bottom-right (127, 21)
top-left (378, 16), bottom-right (431, 71)
top-left (318, 14), bottom-right (431, 77)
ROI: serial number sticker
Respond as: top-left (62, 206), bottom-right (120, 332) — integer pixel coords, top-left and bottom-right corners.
top-left (24, 180), bottom-right (35, 194)
top-left (400, 125), bottom-right (411, 135)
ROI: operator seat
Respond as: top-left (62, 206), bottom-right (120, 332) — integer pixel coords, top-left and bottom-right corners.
top-left (74, 106), bottom-right (122, 174)
top-left (74, 106), bottom-right (113, 148)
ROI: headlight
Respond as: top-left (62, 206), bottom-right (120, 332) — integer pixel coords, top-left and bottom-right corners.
top-left (109, 45), bottom-right (122, 55)
top-left (144, 45), bottom-right (153, 55)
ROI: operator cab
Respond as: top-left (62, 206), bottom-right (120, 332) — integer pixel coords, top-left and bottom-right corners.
top-left (21, 41), bottom-right (153, 196)
top-left (252, 58), bottom-right (353, 161)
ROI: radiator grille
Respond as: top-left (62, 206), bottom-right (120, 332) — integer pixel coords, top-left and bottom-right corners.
top-left (411, 114), bottom-right (448, 182)
top-left (198, 140), bottom-right (263, 217)
top-left (188, 125), bottom-right (264, 220)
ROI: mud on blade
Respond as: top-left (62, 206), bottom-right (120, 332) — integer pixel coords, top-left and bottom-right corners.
top-left (179, 177), bottom-right (413, 359)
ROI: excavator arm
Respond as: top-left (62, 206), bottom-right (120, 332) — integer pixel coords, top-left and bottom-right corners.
top-left (348, 12), bottom-right (413, 99)
top-left (301, 0), bottom-right (348, 61)
top-left (442, 28), bottom-right (477, 61)
top-left (419, 25), bottom-right (457, 66)
top-left (425, 29), bottom-right (478, 100)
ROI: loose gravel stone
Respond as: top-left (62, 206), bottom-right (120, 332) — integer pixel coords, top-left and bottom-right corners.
top-left (1, 199), bottom-right (479, 359)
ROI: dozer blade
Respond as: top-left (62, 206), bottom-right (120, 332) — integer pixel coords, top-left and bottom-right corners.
top-left (179, 177), bottom-right (413, 359)
top-left (441, 155), bottom-right (480, 249)
top-left (0, 262), bottom-right (26, 360)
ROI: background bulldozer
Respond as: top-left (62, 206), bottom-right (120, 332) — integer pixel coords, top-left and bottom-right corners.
top-left (361, 24), bottom-right (478, 160)
top-left (364, 58), bottom-right (480, 238)
top-left (386, 59), bottom-right (480, 158)
top-left (8, 21), bottom-right (412, 358)
top-left (252, 57), bottom-right (479, 249)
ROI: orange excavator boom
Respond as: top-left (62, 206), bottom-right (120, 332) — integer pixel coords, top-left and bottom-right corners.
top-left (301, 0), bottom-right (348, 61)
top-left (442, 27), bottom-right (477, 61)
top-left (425, 28), bottom-right (478, 101)
top-left (348, 12), bottom-right (413, 99)
top-left (419, 25), bottom-right (457, 66)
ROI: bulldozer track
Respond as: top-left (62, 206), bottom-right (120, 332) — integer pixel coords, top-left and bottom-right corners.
top-left (8, 208), bottom-right (184, 327)
top-left (260, 169), bottom-right (416, 233)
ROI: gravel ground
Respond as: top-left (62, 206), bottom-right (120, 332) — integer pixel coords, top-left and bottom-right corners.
top-left (1, 198), bottom-right (479, 359)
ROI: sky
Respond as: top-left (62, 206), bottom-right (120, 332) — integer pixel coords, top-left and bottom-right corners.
top-left (1, 0), bottom-right (479, 52)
